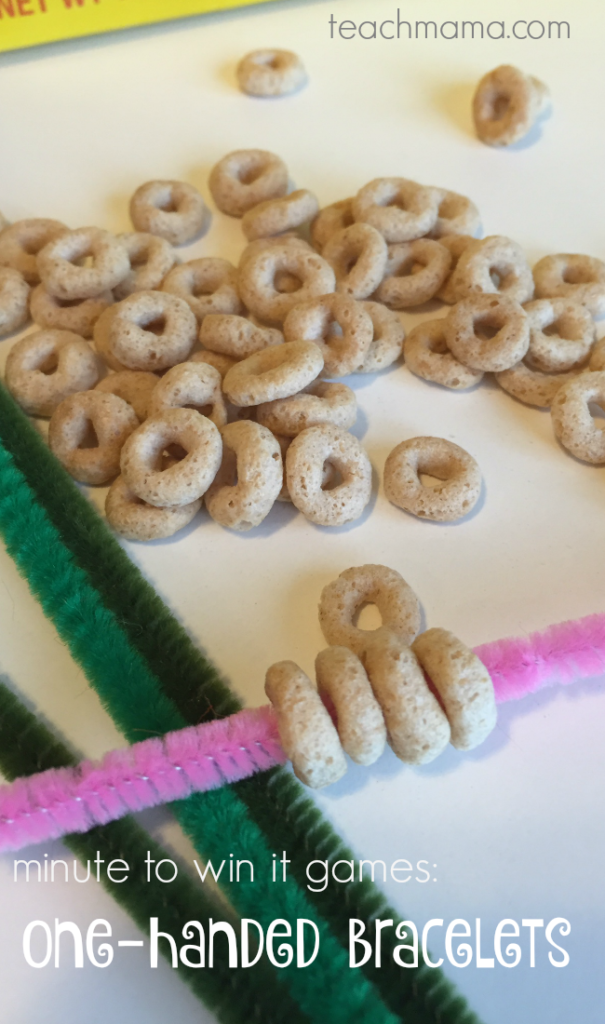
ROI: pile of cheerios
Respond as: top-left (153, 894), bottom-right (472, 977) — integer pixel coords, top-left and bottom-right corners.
top-left (2, 131), bottom-right (605, 541)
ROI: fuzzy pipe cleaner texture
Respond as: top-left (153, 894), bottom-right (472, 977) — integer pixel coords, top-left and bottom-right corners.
top-left (0, 681), bottom-right (310, 1024)
top-left (0, 383), bottom-right (484, 1024)
top-left (0, 706), bottom-right (284, 852)
top-left (0, 444), bottom-right (399, 1024)
top-left (1, 611), bottom-right (604, 854)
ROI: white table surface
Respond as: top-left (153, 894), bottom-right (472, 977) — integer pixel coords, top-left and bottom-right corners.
top-left (1, 1), bottom-right (604, 1021)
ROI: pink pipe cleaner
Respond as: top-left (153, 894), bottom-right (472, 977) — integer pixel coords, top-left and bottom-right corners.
top-left (1, 613), bottom-right (605, 854)
top-left (474, 612), bottom-right (605, 703)
top-left (0, 706), bottom-right (285, 854)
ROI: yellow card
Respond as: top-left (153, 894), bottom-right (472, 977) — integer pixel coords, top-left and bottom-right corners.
top-left (0, 0), bottom-right (277, 53)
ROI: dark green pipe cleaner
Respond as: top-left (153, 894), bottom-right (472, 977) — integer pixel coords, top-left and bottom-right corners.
top-left (0, 382), bottom-right (484, 1024)
top-left (0, 678), bottom-right (310, 1024)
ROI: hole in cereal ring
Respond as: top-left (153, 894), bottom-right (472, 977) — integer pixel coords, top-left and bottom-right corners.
top-left (543, 320), bottom-right (564, 338)
top-left (473, 314), bottom-right (502, 342)
top-left (354, 602), bottom-right (383, 631)
top-left (256, 53), bottom-right (280, 69)
top-left (192, 280), bottom-right (216, 297)
top-left (75, 254), bottom-right (95, 269)
top-left (39, 352), bottom-right (59, 375)
top-left (588, 401), bottom-right (605, 426)
top-left (155, 191), bottom-right (178, 214)
top-left (131, 247), bottom-right (151, 268)
top-left (238, 165), bottom-right (262, 185)
top-left (563, 265), bottom-right (593, 285)
top-left (427, 333), bottom-right (449, 355)
top-left (143, 315), bottom-right (167, 336)
top-left (79, 420), bottom-right (99, 450)
top-left (163, 443), bottom-right (188, 464)
top-left (327, 320), bottom-right (344, 340)
top-left (22, 238), bottom-right (44, 256)
top-left (419, 472), bottom-right (446, 489)
top-left (438, 195), bottom-right (460, 219)
top-left (275, 271), bottom-right (302, 294)
top-left (492, 93), bottom-right (511, 121)
top-left (390, 195), bottom-right (409, 213)
top-left (321, 462), bottom-right (343, 491)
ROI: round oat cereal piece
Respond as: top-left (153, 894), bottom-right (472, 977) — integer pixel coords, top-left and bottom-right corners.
top-left (533, 254), bottom-right (605, 318)
top-left (106, 474), bottom-right (202, 541)
top-left (163, 258), bottom-right (242, 323)
top-left (200, 313), bottom-right (283, 360)
top-left (445, 293), bottom-right (530, 372)
top-left (242, 189), bottom-right (319, 242)
top-left (238, 233), bottom-right (314, 270)
top-left (121, 407), bottom-right (222, 506)
top-left (412, 628), bottom-right (497, 750)
top-left (265, 661), bottom-right (346, 789)
top-left (0, 219), bottom-right (67, 285)
top-left (190, 348), bottom-right (237, 378)
top-left (239, 243), bottom-right (335, 324)
top-left (286, 424), bottom-right (372, 526)
top-left (315, 646), bottom-right (386, 766)
top-left (95, 370), bottom-right (159, 421)
top-left (364, 632), bottom-right (451, 765)
top-left (352, 178), bottom-right (440, 243)
top-left (38, 228), bottom-right (130, 301)
top-left (129, 181), bottom-right (210, 246)
top-left (239, 238), bottom-right (315, 298)
top-left (209, 150), bottom-right (289, 217)
top-left (0, 213), bottom-right (9, 232)
top-left (356, 302), bottom-right (405, 373)
top-left (223, 339), bottom-right (323, 407)
top-left (147, 361), bottom-right (227, 427)
top-left (97, 291), bottom-right (197, 372)
top-left (322, 223), bottom-right (388, 300)
top-left (436, 235), bottom-right (476, 304)
top-left (550, 371), bottom-right (605, 463)
top-left (283, 293), bottom-right (372, 377)
top-left (430, 189), bottom-right (482, 239)
top-left (237, 49), bottom-right (308, 98)
top-left (384, 436), bottom-right (482, 522)
top-left (49, 391), bottom-right (138, 485)
top-left (257, 380), bottom-right (357, 436)
top-left (0, 267), bottom-right (30, 337)
top-left (311, 199), bottom-right (355, 251)
top-left (473, 64), bottom-right (550, 147)
top-left (451, 236), bottom-right (534, 304)
top-left (205, 420), bottom-right (282, 530)
top-left (114, 233), bottom-right (177, 300)
top-left (319, 563), bottom-right (421, 659)
top-left (524, 298), bottom-right (595, 373)
top-left (30, 284), bottom-right (113, 339)
top-left (404, 319), bottom-right (483, 390)
top-left (6, 329), bottom-right (99, 417)
top-left (375, 239), bottom-right (452, 309)
top-left (495, 360), bottom-right (580, 408)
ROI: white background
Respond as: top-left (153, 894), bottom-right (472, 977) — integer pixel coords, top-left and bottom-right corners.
top-left (1, 0), bottom-right (604, 1020)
